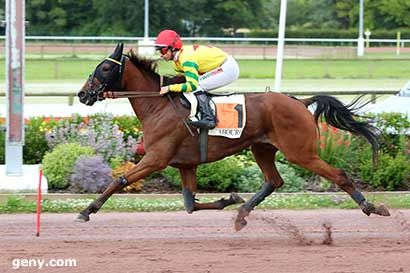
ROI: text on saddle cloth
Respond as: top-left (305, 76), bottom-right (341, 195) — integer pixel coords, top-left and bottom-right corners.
top-left (182, 93), bottom-right (246, 139)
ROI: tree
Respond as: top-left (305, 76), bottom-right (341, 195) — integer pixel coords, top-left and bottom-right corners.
top-left (334, 0), bottom-right (357, 29)
top-left (377, 0), bottom-right (410, 28)
top-left (6, 0), bottom-right (410, 37)
top-left (26, 0), bottom-right (94, 35)
top-left (305, 0), bottom-right (340, 28)
top-left (202, 0), bottom-right (267, 35)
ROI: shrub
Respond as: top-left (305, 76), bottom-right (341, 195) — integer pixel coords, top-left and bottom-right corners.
top-left (113, 115), bottom-right (143, 140)
top-left (112, 161), bottom-right (144, 192)
top-left (163, 156), bottom-right (244, 192)
top-left (317, 122), bottom-right (353, 170)
top-left (273, 163), bottom-right (307, 192)
top-left (162, 167), bottom-right (181, 189)
top-left (234, 164), bottom-right (263, 192)
top-left (23, 117), bottom-right (50, 164)
top-left (373, 113), bottom-right (410, 157)
top-left (42, 143), bottom-right (95, 190)
top-left (46, 113), bottom-right (136, 166)
top-left (359, 149), bottom-right (410, 191)
top-left (248, 28), bottom-right (410, 45)
top-left (197, 157), bottom-right (244, 191)
top-left (234, 162), bottom-right (305, 193)
top-left (163, 155), bottom-right (306, 193)
top-left (69, 155), bottom-right (113, 193)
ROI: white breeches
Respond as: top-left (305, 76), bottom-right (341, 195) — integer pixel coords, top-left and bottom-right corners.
top-left (197, 55), bottom-right (240, 92)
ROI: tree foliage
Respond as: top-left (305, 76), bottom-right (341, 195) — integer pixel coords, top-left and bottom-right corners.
top-left (0, 0), bottom-right (409, 36)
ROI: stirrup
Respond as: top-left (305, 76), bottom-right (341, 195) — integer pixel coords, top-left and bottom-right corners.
top-left (189, 119), bottom-right (216, 129)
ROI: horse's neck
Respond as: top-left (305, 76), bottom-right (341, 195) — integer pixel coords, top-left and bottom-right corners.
top-left (124, 65), bottom-right (168, 123)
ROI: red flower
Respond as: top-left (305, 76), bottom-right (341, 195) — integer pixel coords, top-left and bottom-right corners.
top-left (320, 123), bottom-right (328, 132)
top-left (320, 143), bottom-right (326, 149)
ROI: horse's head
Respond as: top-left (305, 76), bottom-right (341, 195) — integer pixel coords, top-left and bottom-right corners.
top-left (78, 43), bottom-right (125, 106)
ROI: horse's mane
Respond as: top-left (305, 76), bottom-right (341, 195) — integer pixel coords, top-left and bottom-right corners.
top-left (126, 49), bottom-right (158, 74)
top-left (126, 50), bottom-right (186, 86)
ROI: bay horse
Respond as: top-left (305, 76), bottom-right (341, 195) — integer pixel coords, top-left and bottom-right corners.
top-left (77, 43), bottom-right (390, 231)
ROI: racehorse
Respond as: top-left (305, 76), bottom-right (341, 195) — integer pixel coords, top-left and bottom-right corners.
top-left (76, 43), bottom-right (390, 231)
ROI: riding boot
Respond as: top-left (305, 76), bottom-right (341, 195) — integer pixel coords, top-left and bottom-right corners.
top-left (189, 92), bottom-right (216, 129)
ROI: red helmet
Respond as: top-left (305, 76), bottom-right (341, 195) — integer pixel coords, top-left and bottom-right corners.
top-left (155, 29), bottom-right (182, 50)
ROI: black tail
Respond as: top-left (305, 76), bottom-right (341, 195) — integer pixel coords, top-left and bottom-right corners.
top-left (309, 95), bottom-right (381, 164)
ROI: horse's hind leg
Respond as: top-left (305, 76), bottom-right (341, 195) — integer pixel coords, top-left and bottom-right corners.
top-left (179, 167), bottom-right (244, 214)
top-left (235, 143), bottom-right (283, 231)
top-left (292, 155), bottom-right (390, 217)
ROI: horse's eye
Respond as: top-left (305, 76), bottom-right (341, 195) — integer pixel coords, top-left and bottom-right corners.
top-left (102, 65), bottom-right (110, 72)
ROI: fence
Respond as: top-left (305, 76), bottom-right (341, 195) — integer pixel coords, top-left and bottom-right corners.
top-left (0, 90), bottom-right (398, 106)
top-left (1, 36), bottom-right (410, 59)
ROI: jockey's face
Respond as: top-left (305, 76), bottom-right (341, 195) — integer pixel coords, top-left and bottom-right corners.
top-left (160, 48), bottom-right (173, 61)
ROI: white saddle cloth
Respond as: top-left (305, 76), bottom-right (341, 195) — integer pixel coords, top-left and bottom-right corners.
top-left (182, 92), bottom-right (246, 139)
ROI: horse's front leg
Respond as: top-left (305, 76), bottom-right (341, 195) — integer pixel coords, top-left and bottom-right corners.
top-left (179, 167), bottom-right (244, 214)
top-left (76, 153), bottom-right (169, 222)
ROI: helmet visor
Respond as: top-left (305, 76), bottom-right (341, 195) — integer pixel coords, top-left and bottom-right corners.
top-left (155, 46), bottom-right (169, 55)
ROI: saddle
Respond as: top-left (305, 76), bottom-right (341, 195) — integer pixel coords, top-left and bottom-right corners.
top-left (180, 92), bottom-right (246, 137)
top-left (179, 92), bottom-right (247, 162)
top-left (179, 91), bottom-right (235, 109)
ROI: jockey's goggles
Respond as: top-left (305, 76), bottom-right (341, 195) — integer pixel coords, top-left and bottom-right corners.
top-left (155, 46), bottom-right (170, 55)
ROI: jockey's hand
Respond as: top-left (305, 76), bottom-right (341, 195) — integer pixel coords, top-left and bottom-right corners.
top-left (160, 86), bottom-right (170, 95)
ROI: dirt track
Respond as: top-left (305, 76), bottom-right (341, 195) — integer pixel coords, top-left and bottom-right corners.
top-left (1, 209), bottom-right (410, 273)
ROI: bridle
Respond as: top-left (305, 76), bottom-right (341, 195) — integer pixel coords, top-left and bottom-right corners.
top-left (88, 55), bottom-right (162, 100)
top-left (86, 55), bottom-right (126, 101)
top-left (79, 55), bottom-right (160, 106)
top-left (81, 52), bottom-right (194, 136)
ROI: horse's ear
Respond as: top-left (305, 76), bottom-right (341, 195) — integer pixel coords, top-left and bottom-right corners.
top-left (111, 43), bottom-right (124, 61)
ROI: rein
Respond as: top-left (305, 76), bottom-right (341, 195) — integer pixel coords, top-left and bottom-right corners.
top-left (103, 91), bottom-right (161, 99)
top-left (102, 75), bottom-right (164, 99)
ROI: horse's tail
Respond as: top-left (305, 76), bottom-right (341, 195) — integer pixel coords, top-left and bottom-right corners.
top-left (302, 95), bottom-right (381, 164)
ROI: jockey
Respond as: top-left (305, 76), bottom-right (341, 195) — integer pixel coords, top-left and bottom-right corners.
top-left (155, 29), bottom-right (240, 129)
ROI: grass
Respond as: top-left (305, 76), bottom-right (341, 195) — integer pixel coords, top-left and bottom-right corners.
top-left (1, 192), bottom-right (409, 213)
top-left (237, 59), bottom-right (410, 79)
top-left (0, 58), bottom-right (410, 81)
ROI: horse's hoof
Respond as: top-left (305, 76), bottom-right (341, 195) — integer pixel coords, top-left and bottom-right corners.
top-left (75, 213), bottom-right (90, 222)
top-left (360, 201), bottom-right (390, 217)
top-left (185, 207), bottom-right (194, 214)
top-left (230, 193), bottom-right (245, 204)
top-left (182, 189), bottom-right (195, 214)
top-left (360, 201), bottom-right (375, 216)
top-left (235, 206), bottom-right (250, 231)
top-left (235, 218), bottom-right (247, 232)
top-left (375, 204), bottom-right (390, 216)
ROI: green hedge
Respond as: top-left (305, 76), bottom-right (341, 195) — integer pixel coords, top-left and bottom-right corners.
top-left (248, 28), bottom-right (410, 43)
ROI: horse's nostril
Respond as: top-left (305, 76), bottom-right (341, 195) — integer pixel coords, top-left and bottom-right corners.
top-left (78, 90), bottom-right (87, 99)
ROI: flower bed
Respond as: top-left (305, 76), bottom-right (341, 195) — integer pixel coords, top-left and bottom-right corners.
top-left (0, 112), bottom-right (408, 193)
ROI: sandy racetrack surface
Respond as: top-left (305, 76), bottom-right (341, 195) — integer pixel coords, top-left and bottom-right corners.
top-left (1, 209), bottom-right (410, 273)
